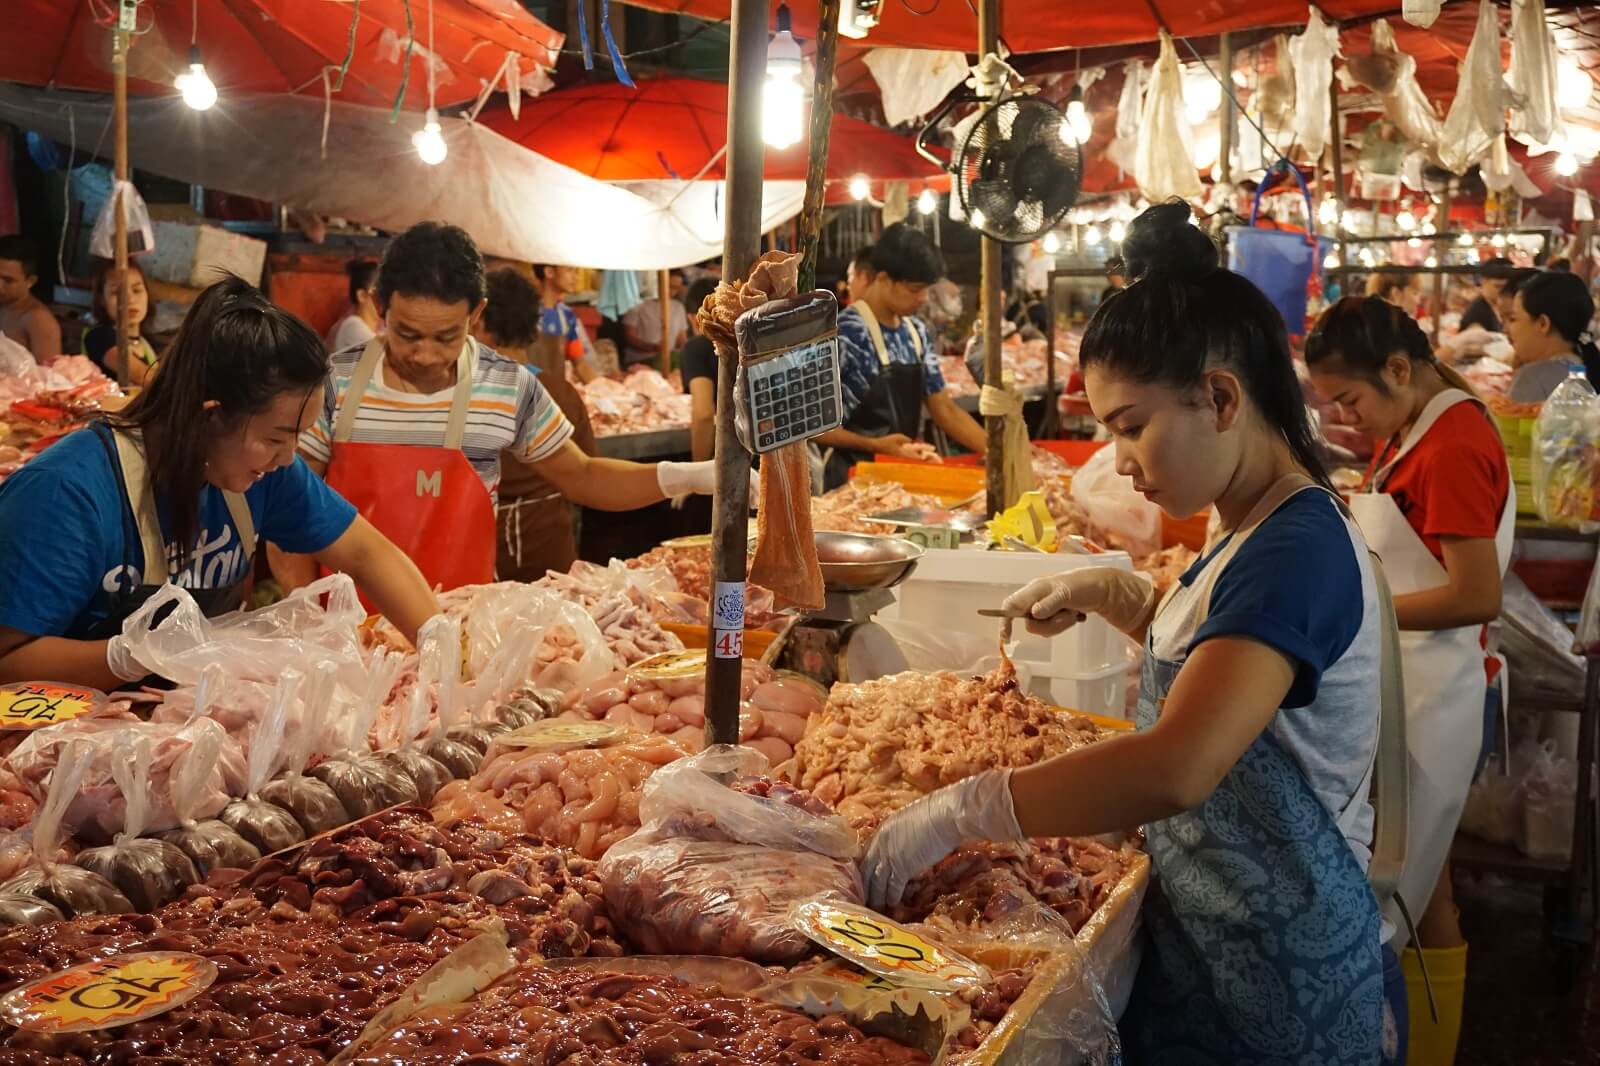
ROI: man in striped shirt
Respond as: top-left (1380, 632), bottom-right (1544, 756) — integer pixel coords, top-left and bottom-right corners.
top-left (275, 223), bottom-right (717, 591)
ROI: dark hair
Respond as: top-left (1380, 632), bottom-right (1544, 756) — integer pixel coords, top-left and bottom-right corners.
top-left (345, 259), bottom-right (379, 305)
top-left (1365, 272), bottom-right (1415, 303)
top-left (1518, 270), bottom-right (1599, 378)
top-left (1477, 256), bottom-right (1513, 281)
top-left (1547, 257), bottom-right (1572, 273)
top-left (377, 222), bottom-right (485, 309)
top-left (106, 276), bottom-right (328, 567)
top-left (1305, 295), bottom-right (1477, 397)
top-left (481, 267), bottom-right (541, 349)
top-left (685, 278), bottom-right (718, 318)
top-left (1080, 199), bottom-right (1331, 488)
top-left (0, 235), bottom-right (40, 278)
top-left (868, 223), bottom-right (943, 285)
top-left (849, 246), bottom-right (875, 272)
top-left (90, 259), bottom-right (149, 330)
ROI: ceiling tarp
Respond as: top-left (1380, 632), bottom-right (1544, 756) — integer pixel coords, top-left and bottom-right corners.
top-left (0, 85), bottom-right (804, 270)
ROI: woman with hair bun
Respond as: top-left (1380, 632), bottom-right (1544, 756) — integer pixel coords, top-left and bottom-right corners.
top-left (863, 201), bottom-right (1388, 1064)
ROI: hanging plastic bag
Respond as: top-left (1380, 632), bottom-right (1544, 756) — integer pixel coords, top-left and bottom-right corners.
top-left (1461, 752), bottom-right (1522, 845)
top-left (1519, 739), bottom-right (1576, 860)
top-left (461, 584), bottom-right (617, 697)
top-left (1287, 8), bottom-right (1342, 160)
top-left (1531, 370), bottom-right (1600, 528)
top-left (1507, 0), bottom-right (1562, 148)
top-left (1, 740), bottom-right (134, 917)
top-left (1135, 33), bottom-right (1203, 202)
top-left (1366, 21), bottom-right (1445, 153)
top-left (1439, 1), bottom-right (1506, 175)
top-left (308, 649), bottom-right (421, 817)
top-left (1403, 0), bottom-right (1442, 28)
top-left (219, 672), bottom-right (308, 854)
top-left (1501, 573), bottom-right (1589, 703)
top-left (862, 48), bottom-right (970, 127)
top-left (158, 716), bottom-right (261, 876)
top-left (1106, 60), bottom-right (1146, 174)
top-left (376, 617), bottom-right (457, 805)
top-left (74, 736), bottom-right (200, 911)
top-left (422, 618), bottom-right (486, 779)
top-left (259, 662), bottom-right (352, 835)
top-left (88, 179), bottom-right (155, 259)
top-left (1069, 446), bottom-right (1161, 556)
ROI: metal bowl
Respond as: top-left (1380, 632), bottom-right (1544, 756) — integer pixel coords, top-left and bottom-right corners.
top-left (814, 532), bottom-right (925, 592)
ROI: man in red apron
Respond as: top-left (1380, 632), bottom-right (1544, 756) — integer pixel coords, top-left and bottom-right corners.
top-left (280, 223), bottom-right (718, 598)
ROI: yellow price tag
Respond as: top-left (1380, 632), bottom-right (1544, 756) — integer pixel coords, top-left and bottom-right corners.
top-left (497, 720), bottom-right (627, 751)
top-left (791, 900), bottom-right (989, 991)
top-left (986, 490), bottom-right (1059, 552)
top-left (0, 683), bottom-right (106, 731)
top-left (0, 952), bottom-right (218, 1033)
top-left (629, 649), bottom-right (707, 681)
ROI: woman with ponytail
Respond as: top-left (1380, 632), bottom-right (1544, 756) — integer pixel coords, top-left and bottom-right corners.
top-left (0, 276), bottom-right (437, 689)
top-left (863, 201), bottom-right (1387, 1064)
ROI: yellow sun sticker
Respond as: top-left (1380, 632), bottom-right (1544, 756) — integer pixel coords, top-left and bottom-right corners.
top-left (0, 683), bottom-right (106, 731)
top-left (497, 720), bottom-right (627, 751)
top-left (0, 952), bottom-right (218, 1033)
top-left (629, 649), bottom-right (707, 681)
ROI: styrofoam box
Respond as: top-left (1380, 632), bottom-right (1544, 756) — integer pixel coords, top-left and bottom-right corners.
top-left (880, 547), bottom-right (1136, 716)
top-left (146, 222), bottom-right (267, 289)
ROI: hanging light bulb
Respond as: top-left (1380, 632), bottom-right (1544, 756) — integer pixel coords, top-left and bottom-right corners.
top-left (413, 107), bottom-right (448, 165)
top-left (1407, 237), bottom-right (1422, 249)
top-left (1458, 232), bottom-right (1474, 247)
top-left (763, 6), bottom-right (805, 150)
top-left (917, 188), bottom-right (938, 215)
top-left (1061, 84), bottom-right (1092, 146)
top-left (1558, 58), bottom-right (1594, 111)
top-left (1359, 248), bottom-right (1377, 267)
top-left (1491, 233), bottom-right (1507, 248)
top-left (1424, 255), bottom-right (1438, 268)
top-left (1554, 151), bottom-right (1580, 177)
top-left (1318, 198), bottom-right (1339, 227)
top-left (1084, 224), bottom-right (1103, 246)
top-left (1324, 253), bottom-right (1341, 269)
top-left (1042, 231), bottom-right (1062, 254)
top-left (1342, 209), bottom-right (1358, 232)
top-left (1109, 219), bottom-right (1127, 243)
top-left (1396, 207), bottom-right (1417, 232)
top-left (175, 45), bottom-right (218, 111)
top-left (849, 175), bottom-right (870, 201)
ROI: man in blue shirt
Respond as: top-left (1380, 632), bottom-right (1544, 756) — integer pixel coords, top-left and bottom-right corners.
top-left (815, 225), bottom-right (987, 488)
top-left (534, 264), bottom-right (600, 383)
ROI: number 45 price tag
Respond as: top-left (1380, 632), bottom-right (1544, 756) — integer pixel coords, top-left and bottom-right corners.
top-left (0, 683), bottom-right (107, 731)
top-left (790, 900), bottom-right (989, 991)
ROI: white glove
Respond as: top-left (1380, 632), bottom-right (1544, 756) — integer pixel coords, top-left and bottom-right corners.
top-left (658, 462), bottom-right (761, 503)
top-left (105, 634), bottom-right (149, 683)
top-left (861, 769), bottom-right (1024, 909)
top-left (1000, 566), bottom-right (1156, 639)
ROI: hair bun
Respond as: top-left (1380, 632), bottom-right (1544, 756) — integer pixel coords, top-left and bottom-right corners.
top-left (1121, 200), bottom-right (1219, 283)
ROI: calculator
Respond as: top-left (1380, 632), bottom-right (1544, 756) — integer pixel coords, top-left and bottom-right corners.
top-left (735, 291), bottom-right (843, 454)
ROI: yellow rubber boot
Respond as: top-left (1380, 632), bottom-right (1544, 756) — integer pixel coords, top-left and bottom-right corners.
top-left (1402, 944), bottom-right (1467, 1066)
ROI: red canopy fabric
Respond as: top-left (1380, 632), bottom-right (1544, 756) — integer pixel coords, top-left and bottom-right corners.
top-left (1, 0), bottom-right (561, 111)
top-left (478, 76), bottom-right (946, 184)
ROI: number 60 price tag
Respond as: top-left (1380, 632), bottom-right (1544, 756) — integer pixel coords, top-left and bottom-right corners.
top-left (790, 899), bottom-right (989, 991)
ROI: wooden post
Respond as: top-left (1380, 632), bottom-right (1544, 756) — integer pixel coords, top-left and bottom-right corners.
top-left (1217, 33), bottom-right (1235, 187)
top-left (658, 269), bottom-right (672, 374)
top-left (798, 0), bottom-right (843, 293)
top-left (1328, 75), bottom-right (1344, 219)
top-left (1431, 182), bottom-right (1453, 349)
top-left (112, 18), bottom-right (131, 389)
top-left (980, 0), bottom-right (1007, 518)
top-left (702, 0), bottom-right (767, 747)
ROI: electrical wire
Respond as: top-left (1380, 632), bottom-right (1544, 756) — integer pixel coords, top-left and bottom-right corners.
top-left (391, 0), bottom-right (415, 121)
top-left (553, 17), bottom-right (725, 60)
top-left (326, 0), bottom-right (362, 93)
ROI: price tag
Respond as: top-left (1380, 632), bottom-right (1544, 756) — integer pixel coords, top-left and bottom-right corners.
top-left (497, 720), bottom-right (626, 751)
top-left (0, 683), bottom-right (106, 731)
top-left (791, 900), bottom-right (988, 991)
top-left (0, 952), bottom-right (218, 1034)
top-left (630, 649), bottom-right (707, 680)
top-left (712, 628), bottom-right (744, 660)
top-left (902, 525), bottom-right (961, 551)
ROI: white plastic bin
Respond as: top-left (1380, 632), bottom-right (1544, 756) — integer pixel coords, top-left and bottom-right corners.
top-left (879, 547), bottom-right (1138, 716)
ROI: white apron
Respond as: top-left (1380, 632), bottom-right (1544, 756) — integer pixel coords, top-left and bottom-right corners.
top-left (1348, 389), bottom-right (1515, 942)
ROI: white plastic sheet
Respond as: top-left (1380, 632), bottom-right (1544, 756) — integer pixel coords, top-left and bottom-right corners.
top-left (1508, 0), bottom-right (1563, 149)
top-left (1369, 20), bottom-right (1445, 152)
top-left (1438, 1), bottom-right (1507, 175)
top-left (863, 48), bottom-right (970, 128)
top-left (1106, 59), bottom-right (1146, 174)
top-left (1134, 34), bottom-right (1202, 203)
top-left (1403, 0), bottom-right (1443, 28)
top-left (1287, 8), bottom-right (1342, 161)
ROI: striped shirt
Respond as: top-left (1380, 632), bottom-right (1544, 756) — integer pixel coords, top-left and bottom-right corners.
top-left (301, 339), bottom-right (575, 503)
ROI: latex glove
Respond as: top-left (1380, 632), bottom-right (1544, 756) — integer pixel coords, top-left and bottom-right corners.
top-left (1001, 566), bottom-right (1156, 639)
top-left (877, 434), bottom-right (943, 463)
top-left (861, 769), bottom-right (1024, 909)
top-left (659, 462), bottom-right (761, 506)
top-left (105, 634), bottom-right (149, 683)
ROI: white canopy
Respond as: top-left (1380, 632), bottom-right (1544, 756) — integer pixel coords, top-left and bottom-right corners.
top-left (0, 85), bottom-right (805, 271)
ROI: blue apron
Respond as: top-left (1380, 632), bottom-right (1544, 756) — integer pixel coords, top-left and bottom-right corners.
top-left (1122, 479), bottom-right (1384, 1066)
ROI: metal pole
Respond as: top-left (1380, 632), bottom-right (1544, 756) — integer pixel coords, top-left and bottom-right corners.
top-left (658, 269), bottom-right (672, 374)
top-left (1044, 269), bottom-right (1058, 438)
top-left (1431, 182), bottom-right (1453, 349)
top-left (113, 18), bottom-right (131, 389)
top-left (703, 0), bottom-right (767, 747)
top-left (1328, 72), bottom-right (1345, 267)
top-left (1217, 32), bottom-right (1235, 187)
top-left (798, 0), bottom-right (842, 294)
top-left (980, 0), bottom-right (1007, 517)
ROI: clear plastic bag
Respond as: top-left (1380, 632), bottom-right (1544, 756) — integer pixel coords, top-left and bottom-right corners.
top-left (1531, 370), bottom-right (1600, 528)
top-left (1287, 7), bottom-right (1341, 160)
top-left (219, 672), bottom-right (306, 855)
top-left (308, 655), bottom-right (420, 817)
top-left (461, 584), bottom-right (617, 700)
top-left (377, 618), bottom-right (459, 805)
top-left (876, 616), bottom-right (1034, 691)
top-left (74, 735), bottom-right (200, 911)
top-left (1578, 553), bottom-right (1600, 658)
top-left (1069, 445), bottom-right (1161, 556)
top-left (1461, 752), bottom-right (1521, 846)
top-left (1438, 0), bottom-right (1505, 174)
top-left (1365, 21), bottom-right (1444, 157)
top-left (0, 892), bottom-right (64, 928)
top-left (89, 179), bottom-right (154, 259)
top-left (1134, 33), bottom-right (1202, 202)
top-left (1507, 0), bottom-right (1561, 148)
top-left (1520, 739), bottom-right (1576, 861)
top-left (258, 663), bottom-right (351, 836)
top-left (1501, 574), bottom-right (1588, 703)
top-left (1, 740), bottom-right (134, 917)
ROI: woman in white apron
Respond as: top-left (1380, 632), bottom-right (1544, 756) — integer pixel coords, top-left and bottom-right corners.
top-left (1307, 296), bottom-right (1514, 1066)
top-left (863, 202), bottom-right (1387, 1064)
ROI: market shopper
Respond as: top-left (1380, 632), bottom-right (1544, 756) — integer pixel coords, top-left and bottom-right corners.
top-left (82, 260), bottom-right (159, 386)
top-left (815, 224), bottom-right (987, 489)
top-left (0, 276), bottom-right (438, 689)
top-left (1306, 296), bottom-right (1514, 1065)
top-left (287, 223), bottom-right (719, 595)
top-left (680, 278), bottom-right (720, 462)
top-left (326, 259), bottom-right (381, 353)
top-left (862, 202), bottom-right (1387, 1065)
top-left (475, 267), bottom-right (597, 580)
top-left (1459, 257), bottom-right (1511, 333)
top-left (1502, 270), bottom-right (1600, 402)
top-left (534, 263), bottom-right (600, 383)
top-left (0, 235), bottom-right (61, 365)
top-left (621, 269), bottom-right (689, 369)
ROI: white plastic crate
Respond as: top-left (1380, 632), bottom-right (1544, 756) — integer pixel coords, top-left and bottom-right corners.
top-left (879, 546), bottom-right (1137, 716)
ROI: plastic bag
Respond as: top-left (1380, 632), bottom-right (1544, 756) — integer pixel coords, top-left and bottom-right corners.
top-left (1, 740), bottom-right (134, 917)
top-left (877, 616), bottom-right (1034, 691)
top-left (1520, 739), bottom-right (1576, 860)
top-left (1531, 370), bottom-right (1600, 527)
top-left (1287, 7), bottom-right (1341, 160)
top-left (1578, 551), bottom-right (1600, 658)
top-left (219, 672), bottom-right (307, 855)
top-left (0, 892), bottom-right (64, 928)
top-left (598, 746), bottom-right (863, 963)
top-left (1106, 59), bottom-right (1146, 174)
top-left (308, 653), bottom-right (420, 817)
top-left (1507, 0), bottom-right (1561, 148)
top-left (259, 662), bottom-right (351, 836)
top-left (158, 715), bottom-right (260, 876)
top-left (462, 584), bottom-right (618, 699)
top-left (1500, 573), bottom-right (1588, 703)
top-left (1134, 33), bottom-right (1202, 202)
top-left (1461, 752), bottom-right (1521, 845)
top-left (74, 735), bottom-right (200, 911)
top-left (1438, 0), bottom-right (1505, 174)
top-left (375, 619), bottom-right (458, 805)
top-left (421, 619), bottom-right (485, 778)
top-left (1069, 445), bottom-right (1161, 556)
top-left (89, 178), bottom-right (154, 259)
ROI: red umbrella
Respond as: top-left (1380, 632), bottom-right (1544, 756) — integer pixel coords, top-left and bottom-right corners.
top-left (1, 0), bottom-right (561, 111)
top-left (478, 76), bottom-right (946, 186)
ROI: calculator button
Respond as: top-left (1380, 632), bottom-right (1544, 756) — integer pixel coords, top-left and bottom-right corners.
top-left (821, 400), bottom-right (838, 422)
top-left (759, 434), bottom-right (774, 448)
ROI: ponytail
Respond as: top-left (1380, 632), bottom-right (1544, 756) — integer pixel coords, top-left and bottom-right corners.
top-left (1306, 295), bottom-right (1478, 396)
top-left (1519, 271), bottom-right (1599, 390)
top-left (106, 276), bottom-right (328, 565)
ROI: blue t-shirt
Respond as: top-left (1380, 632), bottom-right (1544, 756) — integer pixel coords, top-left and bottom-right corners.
top-left (836, 305), bottom-right (946, 421)
top-left (0, 425), bottom-right (357, 639)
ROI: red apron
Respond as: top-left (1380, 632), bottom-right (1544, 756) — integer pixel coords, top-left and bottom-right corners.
top-left (323, 338), bottom-right (496, 601)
